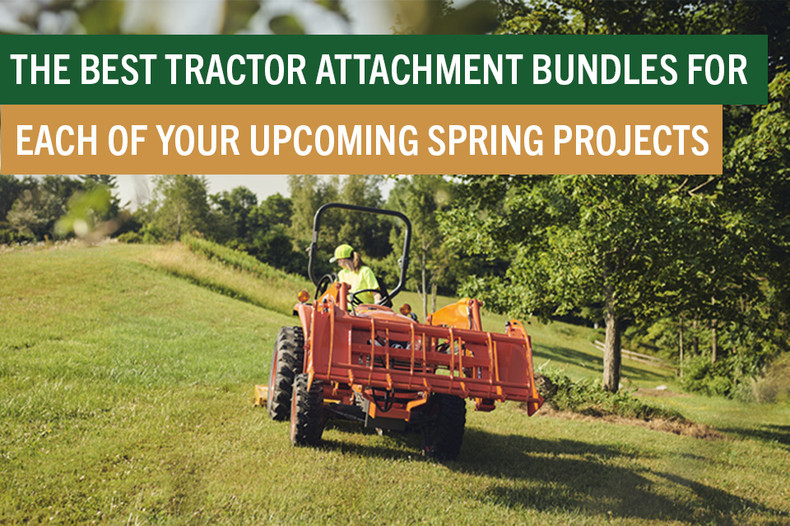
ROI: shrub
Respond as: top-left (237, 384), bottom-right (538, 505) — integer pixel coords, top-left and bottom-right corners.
top-left (681, 355), bottom-right (736, 397)
top-left (117, 231), bottom-right (143, 244)
top-left (749, 353), bottom-right (790, 403)
top-left (0, 228), bottom-right (32, 245)
top-left (535, 368), bottom-right (686, 422)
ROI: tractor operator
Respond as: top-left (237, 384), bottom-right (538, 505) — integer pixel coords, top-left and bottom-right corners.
top-left (330, 244), bottom-right (382, 305)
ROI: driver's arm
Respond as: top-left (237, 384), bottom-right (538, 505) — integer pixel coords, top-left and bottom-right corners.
top-left (359, 267), bottom-right (382, 304)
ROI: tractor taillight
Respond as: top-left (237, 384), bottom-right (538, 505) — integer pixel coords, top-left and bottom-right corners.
top-left (297, 290), bottom-right (310, 303)
top-left (400, 303), bottom-right (412, 315)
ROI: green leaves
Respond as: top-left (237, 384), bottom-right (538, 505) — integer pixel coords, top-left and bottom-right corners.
top-left (55, 185), bottom-right (114, 240)
top-left (146, 175), bottom-right (212, 241)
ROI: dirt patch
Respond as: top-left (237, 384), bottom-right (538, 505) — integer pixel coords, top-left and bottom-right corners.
top-left (536, 406), bottom-right (723, 440)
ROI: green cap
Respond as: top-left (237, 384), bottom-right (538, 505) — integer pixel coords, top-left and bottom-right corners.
top-left (330, 244), bottom-right (354, 263)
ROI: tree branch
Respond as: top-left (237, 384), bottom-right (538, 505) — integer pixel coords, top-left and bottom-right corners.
top-left (688, 177), bottom-right (715, 196)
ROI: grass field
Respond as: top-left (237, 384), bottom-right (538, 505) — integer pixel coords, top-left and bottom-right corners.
top-left (1, 242), bottom-right (788, 524)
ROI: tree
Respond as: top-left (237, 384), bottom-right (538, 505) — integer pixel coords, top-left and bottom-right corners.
top-left (0, 176), bottom-right (35, 223)
top-left (388, 175), bottom-right (457, 318)
top-left (211, 186), bottom-right (259, 243)
top-left (495, 0), bottom-right (692, 35)
top-left (147, 175), bottom-right (212, 241)
top-left (7, 186), bottom-right (64, 240)
top-left (38, 176), bottom-right (84, 204)
top-left (718, 71), bottom-right (790, 369)
top-left (287, 175), bottom-right (393, 278)
top-left (496, 0), bottom-right (790, 55)
top-left (480, 0), bottom-right (790, 393)
top-left (248, 194), bottom-right (305, 274)
top-left (253, 193), bottom-right (292, 229)
top-left (3, 175), bottom-right (124, 242)
top-left (288, 175), bottom-right (340, 247)
top-left (336, 175), bottom-right (389, 259)
top-left (444, 175), bottom-right (711, 392)
top-left (725, 72), bottom-right (790, 303)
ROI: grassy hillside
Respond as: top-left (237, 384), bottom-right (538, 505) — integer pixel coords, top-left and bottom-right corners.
top-left (1, 243), bottom-right (788, 524)
top-left (147, 239), bottom-right (312, 316)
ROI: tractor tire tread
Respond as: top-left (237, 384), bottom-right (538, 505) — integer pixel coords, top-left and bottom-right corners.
top-left (267, 326), bottom-right (305, 421)
top-left (423, 394), bottom-right (466, 461)
top-left (290, 373), bottom-right (324, 446)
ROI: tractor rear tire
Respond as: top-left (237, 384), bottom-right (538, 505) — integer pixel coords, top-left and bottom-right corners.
top-left (423, 394), bottom-right (466, 461)
top-left (267, 326), bottom-right (305, 421)
top-left (290, 373), bottom-right (324, 446)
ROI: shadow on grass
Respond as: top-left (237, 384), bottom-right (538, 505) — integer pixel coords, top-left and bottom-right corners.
top-left (718, 423), bottom-right (790, 450)
top-left (318, 420), bottom-right (424, 460)
top-left (454, 428), bottom-right (784, 524)
top-left (314, 421), bottom-right (783, 524)
top-left (318, 438), bottom-right (417, 460)
top-left (533, 343), bottom-right (668, 383)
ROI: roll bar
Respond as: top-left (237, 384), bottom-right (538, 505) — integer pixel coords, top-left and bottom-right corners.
top-left (308, 203), bottom-right (412, 304)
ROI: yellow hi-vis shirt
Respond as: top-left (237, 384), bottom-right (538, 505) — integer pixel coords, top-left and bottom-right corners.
top-left (338, 266), bottom-right (380, 304)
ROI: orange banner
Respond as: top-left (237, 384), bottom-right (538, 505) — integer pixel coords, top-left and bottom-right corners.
top-left (1, 105), bottom-right (721, 175)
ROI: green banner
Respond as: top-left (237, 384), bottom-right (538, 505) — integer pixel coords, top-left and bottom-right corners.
top-left (0, 35), bottom-right (767, 105)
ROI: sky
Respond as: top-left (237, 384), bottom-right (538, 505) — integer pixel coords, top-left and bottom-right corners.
top-left (115, 174), bottom-right (394, 209)
top-left (116, 175), bottom-right (291, 208)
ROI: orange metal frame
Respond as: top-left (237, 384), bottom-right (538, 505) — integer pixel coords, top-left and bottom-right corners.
top-left (295, 284), bottom-right (544, 418)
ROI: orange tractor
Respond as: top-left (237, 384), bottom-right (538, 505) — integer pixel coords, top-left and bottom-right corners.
top-left (257, 203), bottom-right (543, 460)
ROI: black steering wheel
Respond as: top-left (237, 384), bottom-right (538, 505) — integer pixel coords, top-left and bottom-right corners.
top-left (315, 273), bottom-right (338, 300)
top-left (350, 288), bottom-right (382, 306)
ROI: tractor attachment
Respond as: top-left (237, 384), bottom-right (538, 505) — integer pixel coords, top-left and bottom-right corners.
top-left (297, 290), bottom-right (543, 417)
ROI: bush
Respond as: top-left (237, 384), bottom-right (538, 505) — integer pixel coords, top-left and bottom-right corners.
top-left (117, 231), bottom-right (143, 244)
top-left (681, 355), bottom-right (736, 397)
top-left (535, 368), bottom-right (686, 422)
top-left (248, 227), bottom-right (307, 276)
top-left (0, 228), bottom-right (32, 245)
top-left (139, 223), bottom-right (163, 244)
top-left (749, 353), bottom-right (790, 403)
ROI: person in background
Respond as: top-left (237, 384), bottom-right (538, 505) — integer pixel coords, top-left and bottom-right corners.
top-left (330, 244), bottom-right (382, 304)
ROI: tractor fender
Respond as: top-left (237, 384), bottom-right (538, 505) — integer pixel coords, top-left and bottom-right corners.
top-left (294, 302), bottom-right (314, 342)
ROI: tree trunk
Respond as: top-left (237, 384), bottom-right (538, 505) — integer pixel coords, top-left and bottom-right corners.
top-left (431, 281), bottom-right (437, 313)
top-left (678, 318), bottom-right (684, 378)
top-left (692, 318), bottom-right (699, 356)
top-left (602, 286), bottom-right (622, 393)
top-left (711, 319), bottom-right (718, 363)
